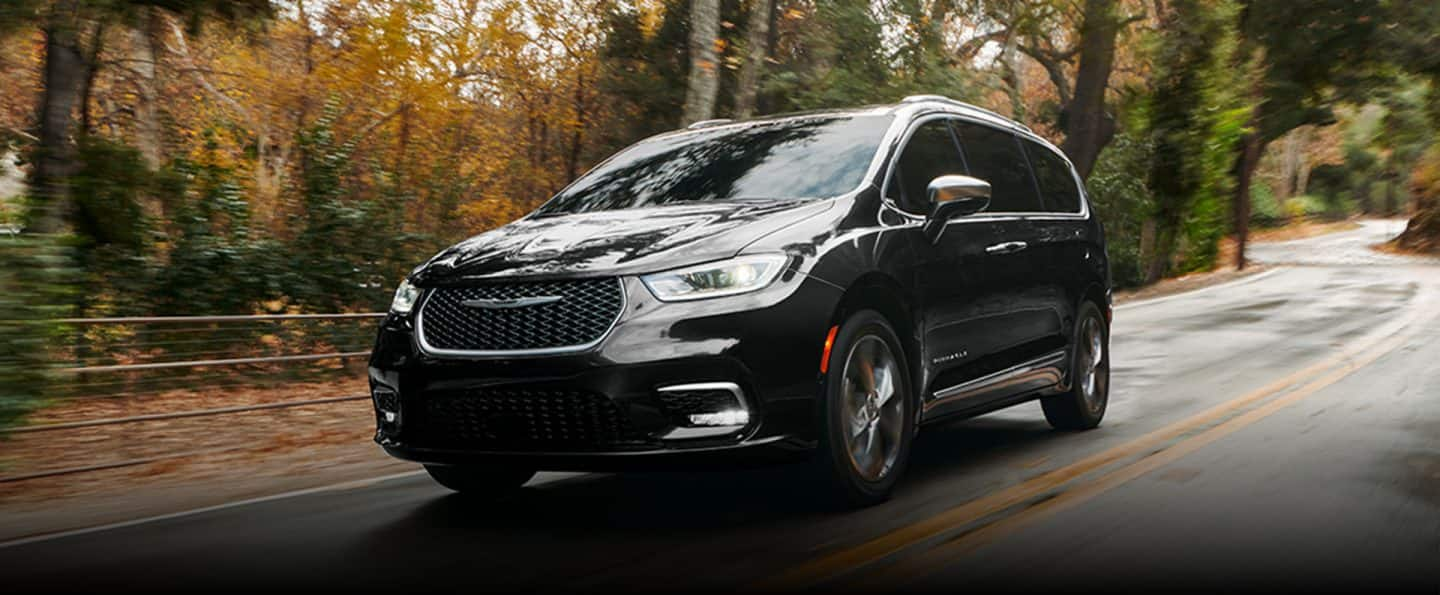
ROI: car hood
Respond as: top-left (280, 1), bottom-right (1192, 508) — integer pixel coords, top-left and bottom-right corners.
top-left (410, 199), bottom-right (833, 283)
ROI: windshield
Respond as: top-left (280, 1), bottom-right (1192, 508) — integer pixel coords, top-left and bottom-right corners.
top-left (534, 114), bottom-right (894, 215)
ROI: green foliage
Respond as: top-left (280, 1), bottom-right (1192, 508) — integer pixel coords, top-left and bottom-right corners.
top-left (1240, 0), bottom-right (1391, 143)
top-left (72, 137), bottom-right (148, 252)
top-left (1248, 180), bottom-right (1283, 227)
top-left (155, 147), bottom-right (285, 315)
top-left (69, 136), bottom-right (158, 316)
top-left (1143, 0), bottom-right (1247, 279)
top-left (290, 100), bottom-right (424, 312)
top-left (1176, 101), bottom-right (1250, 274)
top-left (1088, 130), bottom-right (1154, 288)
top-left (55, 120), bottom-right (424, 317)
top-left (596, 0), bottom-right (690, 149)
top-left (1291, 194), bottom-right (1333, 219)
top-left (1306, 163), bottom-right (1350, 212)
top-left (0, 235), bottom-right (77, 429)
top-left (767, 0), bottom-right (891, 111)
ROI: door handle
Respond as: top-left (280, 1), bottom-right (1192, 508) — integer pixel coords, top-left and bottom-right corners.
top-left (984, 241), bottom-right (1029, 255)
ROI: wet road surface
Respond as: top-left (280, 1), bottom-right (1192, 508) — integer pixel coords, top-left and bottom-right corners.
top-left (2, 220), bottom-right (1437, 592)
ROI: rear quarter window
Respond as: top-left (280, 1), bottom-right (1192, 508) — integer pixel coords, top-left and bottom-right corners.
top-left (1024, 141), bottom-right (1083, 213)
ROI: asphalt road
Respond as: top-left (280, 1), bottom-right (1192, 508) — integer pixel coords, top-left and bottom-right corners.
top-left (3, 220), bottom-right (1438, 593)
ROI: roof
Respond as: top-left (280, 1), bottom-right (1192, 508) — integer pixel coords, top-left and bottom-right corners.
top-left (676, 95), bottom-right (1033, 137)
top-left (641, 95), bottom-right (1059, 163)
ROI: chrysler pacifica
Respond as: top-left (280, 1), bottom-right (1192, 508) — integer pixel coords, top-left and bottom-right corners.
top-left (369, 95), bottom-right (1112, 505)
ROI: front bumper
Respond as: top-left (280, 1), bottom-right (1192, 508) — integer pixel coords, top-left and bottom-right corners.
top-left (368, 274), bottom-right (841, 471)
top-left (382, 435), bottom-right (814, 472)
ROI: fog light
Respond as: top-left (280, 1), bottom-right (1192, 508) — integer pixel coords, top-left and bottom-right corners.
top-left (656, 382), bottom-right (751, 429)
top-left (373, 387), bottom-right (401, 431)
top-left (687, 409), bottom-right (750, 426)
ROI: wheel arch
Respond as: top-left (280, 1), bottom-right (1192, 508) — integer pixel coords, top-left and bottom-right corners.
top-left (829, 272), bottom-right (921, 391)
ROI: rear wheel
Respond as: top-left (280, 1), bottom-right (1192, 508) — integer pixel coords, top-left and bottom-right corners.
top-left (424, 464), bottom-right (536, 497)
top-left (1041, 301), bottom-right (1110, 430)
top-left (816, 310), bottom-right (915, 507)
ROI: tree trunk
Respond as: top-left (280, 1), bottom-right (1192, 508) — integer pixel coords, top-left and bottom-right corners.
top-left (1145, 219), bottom-right (1179, 285)
top-left (1278, 129), bottom-right (1302, 199)
top-left (130, 8), bottom-right (163, 170)
top-left (78, 23), bottom-right (104, 136)
top-left (1001, 33), bottom-right (1026, 120)
top-left (733, 0), bottom-right (772, 119)
top-left (566, 68), bottom-right (587, 182)
top-left (30, 5), bottom-right (88, 235)
top-left (1058, 0), bottom-right (1121, 180)
top-left (1296, 150), bottom-right (1312, 197)
top-left (1232, 132), bottom-right (1264, 270)
top-left (681, 0), bottom-right (721, 125)
top-left (1138, 217), bottom-right (1156, 276)
top-left (1385, 173), bottom-right (1399, 216)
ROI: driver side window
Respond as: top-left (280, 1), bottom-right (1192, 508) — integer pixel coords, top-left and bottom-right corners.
top-left (886, 119), bottom-right (967, 214)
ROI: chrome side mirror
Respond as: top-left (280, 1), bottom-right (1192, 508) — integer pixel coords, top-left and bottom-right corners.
top-left (924, 175), bottom-right (991, 242)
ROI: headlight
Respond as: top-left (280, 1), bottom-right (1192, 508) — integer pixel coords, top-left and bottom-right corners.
top-left (641, 254), bottom-right (789, 302)
top-left (390, 279), bottom-right (422, 314)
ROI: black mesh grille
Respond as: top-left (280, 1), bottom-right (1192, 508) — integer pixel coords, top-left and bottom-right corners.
top-left (411, 388), bottom-right (652, 451)
top-left (372, 389), bottom-right (399, 413)
top-left (373, 388), bottom-right (401, 436)
top-left (656, 388), bottom-right (742, 420)
top-left (418, 278), bottom-right (623, 352)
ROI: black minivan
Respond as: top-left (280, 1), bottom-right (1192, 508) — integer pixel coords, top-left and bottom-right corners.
top-left (369, 95), bottom-right (1111, 505)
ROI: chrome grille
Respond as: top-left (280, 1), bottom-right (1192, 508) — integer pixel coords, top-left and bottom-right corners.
top-left (417, 278), bottom-right (624, 353)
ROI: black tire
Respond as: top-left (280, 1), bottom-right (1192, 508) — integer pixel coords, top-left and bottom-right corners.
top-left (815, 310), bottom-right (916, 508)
top-left (424, 464), bottom-right (536, 497)
top-left (1042, 301), bottom-right (1110, 431)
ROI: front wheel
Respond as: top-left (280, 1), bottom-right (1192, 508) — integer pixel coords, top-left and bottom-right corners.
top-left (1041, 301), bottom-right (1110, 430)
top-left (424, 464), bottom-right (536, 497)
top-left (815, 310), bottom-right (915, 507)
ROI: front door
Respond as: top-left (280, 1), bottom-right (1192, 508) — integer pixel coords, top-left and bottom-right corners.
top-left (885, 117), bottom-right (1038, 410)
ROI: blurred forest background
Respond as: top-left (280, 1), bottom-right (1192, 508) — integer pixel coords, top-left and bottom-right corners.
top-left (3, 0), bottom-right (1440, 424)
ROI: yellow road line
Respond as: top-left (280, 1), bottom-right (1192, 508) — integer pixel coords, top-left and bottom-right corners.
top-left (870, 326), bottom-right (1420, 586)
top-left (762, 293), bottom-right (1433, 591)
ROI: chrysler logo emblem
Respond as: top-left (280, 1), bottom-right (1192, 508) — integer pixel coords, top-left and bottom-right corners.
top-left (460, 296), bottom-right (564, 309)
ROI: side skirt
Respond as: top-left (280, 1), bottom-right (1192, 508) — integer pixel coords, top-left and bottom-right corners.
top-left (919, 350), bottom-right (1067, 424)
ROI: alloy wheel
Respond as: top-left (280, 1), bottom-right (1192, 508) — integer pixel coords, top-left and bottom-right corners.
top-left (1077, 316), bottom-right (1108, 412)
top-left (840, 335), bottom-right (906, 482)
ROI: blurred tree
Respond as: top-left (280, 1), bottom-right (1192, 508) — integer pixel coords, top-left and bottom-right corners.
top-left (733, 0), bottom-right (773, 118)
top-left (1228, 0), bottom-right (1389, 268)
top-left (681, 0), bottom-right (720, 124)
top-left (767, 0), bottom-right (890, 110)
top-left (1143, 0), bottom-right (1246, 282)
top-left (19, 0), bottom-right (272, 235)
top-left (596, 0), bottom-right (689, 146)
top-left (0, 236), bottom-right (76, 429)
top-left (957, 0), bottom-right (1144, 178)
top-left (1057, 0), bottom-right (1127, 179)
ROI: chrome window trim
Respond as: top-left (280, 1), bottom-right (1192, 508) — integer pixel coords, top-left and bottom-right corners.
top-left (878, 106), bottom-right (1091, 223)
top-left (413, 277), bottom-right (628, 359)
